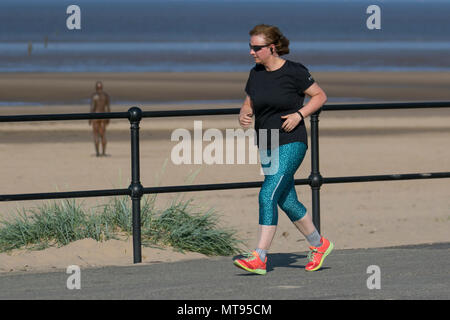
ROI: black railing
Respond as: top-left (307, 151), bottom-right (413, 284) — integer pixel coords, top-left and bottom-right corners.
top-left (1, 101), bottom-right (450, 264)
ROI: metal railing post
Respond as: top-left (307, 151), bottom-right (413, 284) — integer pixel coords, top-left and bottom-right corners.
top-left (308, 109), bottom-right (323, 233)
top-left (128, 107), bottom-right (143, 263)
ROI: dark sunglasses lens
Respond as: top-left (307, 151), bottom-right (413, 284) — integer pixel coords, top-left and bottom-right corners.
top-left (249, 44), bottom-right (264, 52)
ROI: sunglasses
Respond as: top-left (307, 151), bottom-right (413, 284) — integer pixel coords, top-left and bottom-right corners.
top-left (249, 43), bottom-right (272, 52)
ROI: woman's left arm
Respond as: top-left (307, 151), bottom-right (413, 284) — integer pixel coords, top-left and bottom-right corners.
top-left (298, 83), bottom-right (327, 118)
top-left (281, 83), bottom-right (327, 132)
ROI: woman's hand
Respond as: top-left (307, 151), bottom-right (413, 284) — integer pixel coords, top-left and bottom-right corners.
top-left (239, 111), bottom-right (253, 128)
top-left (281, 112), bottom-right (302, 132)
top-left (239, 95), bottom-right (254, 128)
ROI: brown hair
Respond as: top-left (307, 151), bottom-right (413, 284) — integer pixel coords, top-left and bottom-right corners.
top-left (249, 24), bottom-right (290, 56)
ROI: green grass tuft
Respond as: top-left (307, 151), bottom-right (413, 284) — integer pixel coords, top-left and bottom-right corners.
top-left (142, 198), bottom-right (242, 256)
top-left (0, 195), bottom-right (243, 257)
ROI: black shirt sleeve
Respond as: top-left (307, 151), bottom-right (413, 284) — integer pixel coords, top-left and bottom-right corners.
top-left (294, 63), bottom-right (315, 93)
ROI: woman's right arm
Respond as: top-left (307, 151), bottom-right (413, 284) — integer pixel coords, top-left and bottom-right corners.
top-left (239, 95), bottom-right (253, 128)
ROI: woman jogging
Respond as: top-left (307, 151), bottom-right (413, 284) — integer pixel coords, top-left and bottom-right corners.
top-left (233, 24), bottom-right (333, 274)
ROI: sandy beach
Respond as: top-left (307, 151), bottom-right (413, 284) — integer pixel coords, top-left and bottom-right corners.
top-left (0, 72), bottom-right (449, 273)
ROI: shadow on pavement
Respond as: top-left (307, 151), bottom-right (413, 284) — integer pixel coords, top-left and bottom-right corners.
top-left (233, 252), bottom-right (322, 275)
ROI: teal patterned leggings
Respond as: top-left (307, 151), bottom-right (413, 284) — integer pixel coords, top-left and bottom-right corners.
top-left (259, 142), bottom-right (308, 226)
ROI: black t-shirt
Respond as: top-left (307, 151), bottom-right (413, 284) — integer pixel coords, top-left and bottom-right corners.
top-left (245, 59), bottom-right (315, 150)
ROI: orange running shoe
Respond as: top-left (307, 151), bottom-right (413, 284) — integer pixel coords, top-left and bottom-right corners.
top-left (305, 237), bottom-right (334, 272)
top-left (233, 251), bottom-right (267, 275)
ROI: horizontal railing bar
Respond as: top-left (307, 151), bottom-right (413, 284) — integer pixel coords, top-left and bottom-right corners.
top-left (142, 108), bottom-right (240, 118)
top-left (142, 179), bottom-right (310, 194)
top-left (143, 172), bottom-right (450, 194)
top-left (0, 188), bottom-right (130, 202)
top-left (323, 172), bottom-right (450, 184)
top-left (0, 172), bottom-right (448, 202)
top-left (0, 102), bottom-right (449, 123)
top-left (141, 102), bottom-right (450, 118)
top-left (0, 112), bottom-right (130, 123)
top-left (322, 101), bottom-right (450, 111)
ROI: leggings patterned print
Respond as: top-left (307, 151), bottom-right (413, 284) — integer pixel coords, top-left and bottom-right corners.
top-left (259, 141), bottom-right (308, 226)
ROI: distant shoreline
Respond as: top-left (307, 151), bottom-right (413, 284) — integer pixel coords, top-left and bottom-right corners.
top-left (1, 71), bottom-right (450, 106)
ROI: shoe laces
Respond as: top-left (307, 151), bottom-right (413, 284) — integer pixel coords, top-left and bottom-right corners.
top-left (307, 248), bottom-right (318, 262)
top-left (242, 252), bottom-right (257, 261)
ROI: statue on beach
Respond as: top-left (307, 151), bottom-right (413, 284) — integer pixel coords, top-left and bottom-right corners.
top-left (89, 81), bottom-right (111, 157)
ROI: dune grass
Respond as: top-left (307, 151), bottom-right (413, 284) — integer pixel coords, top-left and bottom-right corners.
top-left (0, 194), bottom-right (243, 256)
top-left (0, 199), bottom-right (113, 252)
